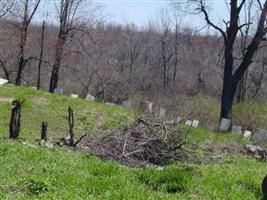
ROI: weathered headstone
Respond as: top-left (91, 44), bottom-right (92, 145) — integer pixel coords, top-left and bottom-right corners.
top-left (147, 101), bottom-right (153, 113)
top-left (71, 94), bottom-right (79, 98)
top-left (243, 130), bottom-right (252, 139)
top-left (54, 88), bottom-right (64, 94)
top-left (219, 118), bottom-right (231, 132)
top-left (159, 108), bottom-right (166, 118)
top-left (192, 120), bottom-right (199, 128)
top-left (85, 94), bottom-right (96, 101)
top-left (0, 78), bottom-right (8, 85)
top-left (231, 125), bottom-right (242, 135)
top-left (122, 101), bottom-right (131, 109)
top-left (252, 128), bottom-right (267, 145)
top-left (185, 120), bottom-right (192, 126)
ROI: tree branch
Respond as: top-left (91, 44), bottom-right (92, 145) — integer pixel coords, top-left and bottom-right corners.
top-left (199, 0), bottom-right (227, 42)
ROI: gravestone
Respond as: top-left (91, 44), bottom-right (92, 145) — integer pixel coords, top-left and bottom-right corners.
top-left (147, 101), bottom-right (153, 113)
top-left (231, 126), bottom-right (242, 135)
top-left (192, 120), bottom-right (199, 128)
top-left (54, 88), bottom-right (64, 95)
top-left (122, 101), bottom-right (131, 109)
top-left (0, 78), bottom-right (8, 85)
top-left (219, 118), bottom-right (231, 132)
top-left (252, 128), bottom-right (267, 145)
top-left (30, 87), bottom-right (37, 90)
top-left (243, 130), bottom-right (252, 139)
top-left (185, 120), bottom-right (192, 126)
top-left (71, 94), bottom-right (79, 98)
top-left (159, 108), bottom-right (166, 118)
top-left (86, 94), bottom-right (96, 101)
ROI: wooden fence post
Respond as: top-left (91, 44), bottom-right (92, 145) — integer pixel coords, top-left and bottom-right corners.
top-left (41, 122), bottom-right (48, 140)
top-left (9, 100), bottom-right (23, 139)
top-left (68, 107), bottom-right (74, 146)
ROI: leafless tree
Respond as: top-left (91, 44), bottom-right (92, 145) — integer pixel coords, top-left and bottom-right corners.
top-left (175, 0), bottom-right (267, 130)
top-left (37, 20), bottom-right (45, 89)
top-left (0, 0), bottom-right (13, 18)
top-left (13, 0), bottom-right (41, 85)
top-left (49, 0), bottom-right (89, 93)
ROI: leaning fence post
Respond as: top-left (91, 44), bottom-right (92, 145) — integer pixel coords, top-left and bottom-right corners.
top-left (9, 100), bottom-right (23, 139)
top-left (41, 122), bottom-right (48, 140)
top-left (68, 107), bottom-right (75, 146)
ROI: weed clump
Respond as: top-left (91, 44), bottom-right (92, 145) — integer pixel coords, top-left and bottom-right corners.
top-left (137, 166), bottom-right (193, 193)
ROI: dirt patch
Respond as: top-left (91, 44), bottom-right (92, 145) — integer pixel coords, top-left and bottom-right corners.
top-left (0, 97), bottom-right (13, 104)
top-left (32, 97), bottom-right (50, 106)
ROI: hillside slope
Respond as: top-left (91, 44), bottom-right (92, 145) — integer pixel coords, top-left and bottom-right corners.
top-left (0, 84), bottom-right (133, 140)
top-left (0, 85), bottom-right (266, 200)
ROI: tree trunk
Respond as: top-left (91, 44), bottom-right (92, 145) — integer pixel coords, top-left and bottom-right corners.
top-left (236, 75), bottom-right (246, 102)
top-left (0, 58), bottom-right (10, 81)
top-left (220, 46), bottom-right (235, 124)
top-left (37, 21), bottom-right (45, 90)
top-left (41, 122), bottom-right (48, 140)
top-left (49, 35), bottom-right (66, 93)
top-left (68, 107), bottom-right (75, 146)
top-left (15, 55), bottom-right (25, 86)
top-left (9, 100), bottom-right (23, 139)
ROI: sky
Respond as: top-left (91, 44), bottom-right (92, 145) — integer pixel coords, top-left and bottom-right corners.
top-left (97, 0), bottom-right (167, 26)
top-left (95, 0), bottom-right (229, 28)
top-left (34, 0), bottom-right (251, 32)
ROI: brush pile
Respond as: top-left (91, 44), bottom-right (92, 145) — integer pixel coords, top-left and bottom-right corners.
top-left (78, 118), bottom-right (195, 167)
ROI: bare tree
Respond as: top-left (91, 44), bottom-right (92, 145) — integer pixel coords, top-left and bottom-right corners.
top-left (49, 0), bottom-right (87, 93)
top-left (37, 20), bottom-right (45, 89)
top-left (0, 0), bottom-right (13, 18)
top-left (158, 9), bottom-right (174, 88)
top-left (175, 0), bottom-right (267, 130)
top-left (14, 0), bottom-right (41, 85)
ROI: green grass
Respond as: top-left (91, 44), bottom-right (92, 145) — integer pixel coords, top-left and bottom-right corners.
top-left (172, 93), bottom-right (267, 130)
top-left (0, 85), bottom-right (267, 199)
top-left (0, 84), bottom-right (134, 140)
top-left (0, 140), bottom-right (265, 200)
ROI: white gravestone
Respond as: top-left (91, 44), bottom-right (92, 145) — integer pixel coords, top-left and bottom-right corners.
top-left (71, 94), bottom-right (79, 98)
top-left (0, 78), bottom-right (8, 86)
top-left (86, 94), bottom-right (96, 101)
top-left (192, 120), bottom-right (199, 128)
top-left (243, 130), bottom-right (252, 139)
top-left (185, 120), bottom-right (192, 126)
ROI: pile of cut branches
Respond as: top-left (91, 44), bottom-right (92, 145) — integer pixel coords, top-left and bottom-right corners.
top-left (78, 118), bottom-right (195, 167)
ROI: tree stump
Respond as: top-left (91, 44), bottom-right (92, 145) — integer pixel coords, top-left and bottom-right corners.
top-left (68, 107), bottom-right (74, 146)
top-left (41, 122), bottom-right (48, 140)
top-left (9, 100), bottom-right (23, 139)
top-left (262, 175), bottom-right (267, 199)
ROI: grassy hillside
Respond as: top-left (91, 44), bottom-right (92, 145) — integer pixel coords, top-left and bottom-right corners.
top-left (0, 140), bottom-right (266, 200)
top-left (0, 84), bottom-right (134, 140)
top-left (0, 85), bottom-right (266, 199)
